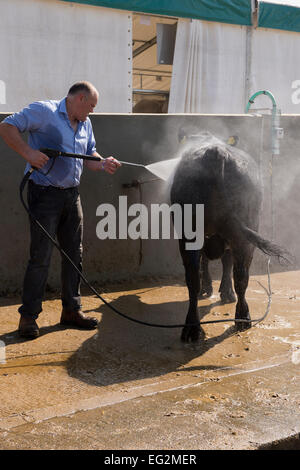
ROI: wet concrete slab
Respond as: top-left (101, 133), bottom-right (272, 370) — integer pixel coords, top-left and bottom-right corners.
top-left (0, 270), bottom-right (299, 449)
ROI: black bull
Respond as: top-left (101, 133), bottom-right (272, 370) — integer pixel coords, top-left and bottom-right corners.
top-left (170, 133), bottom-right (291, 342)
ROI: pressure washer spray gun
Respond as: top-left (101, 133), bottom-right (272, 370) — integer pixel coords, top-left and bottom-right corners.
top-left (39, 148), bottom-right (147, 168)
top-left (39, 148), bottom-right (102, 164)
top-left (26, 147), bottom-right (103, 173)
top-left (37, 147), bottom-right (173, 180)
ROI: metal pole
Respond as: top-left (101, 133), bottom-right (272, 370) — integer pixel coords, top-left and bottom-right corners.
top-left (245, 90), bottom-right (281, 242)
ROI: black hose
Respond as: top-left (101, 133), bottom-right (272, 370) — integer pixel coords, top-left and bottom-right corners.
top-left (19, 169), bottom-right (272, 329)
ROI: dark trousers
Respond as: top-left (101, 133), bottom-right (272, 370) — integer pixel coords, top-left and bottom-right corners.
top-left (19, 181), bottom-right (83, 319)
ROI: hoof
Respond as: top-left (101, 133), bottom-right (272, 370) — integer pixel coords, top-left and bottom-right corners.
top-left (220, 290), bottom-right (236, 304)
top-left (199, 285), bottom-right (213, 298)
top-left (234, 314), bottom-right (252, 331)
top-left (181, 325), bottom-right (203, 343)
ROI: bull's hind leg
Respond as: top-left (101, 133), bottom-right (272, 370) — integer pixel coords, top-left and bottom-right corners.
top-left (219, 249), bottom-right (236, 303)
top-left (199, 253), bottom-right (213, 298)
top-left (232, 248), bottom-right (253, 330)
top-left (179, 240), bottom-right (202, 342)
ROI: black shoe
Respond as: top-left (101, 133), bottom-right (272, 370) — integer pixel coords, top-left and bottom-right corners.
top-left (18, 316), bottom-right (39, 339)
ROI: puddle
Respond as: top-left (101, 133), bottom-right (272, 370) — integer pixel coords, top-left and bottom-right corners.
top-left (257, 315), bottom-right (292, 330)
top-left (272, 335), bottom-right (300, 365)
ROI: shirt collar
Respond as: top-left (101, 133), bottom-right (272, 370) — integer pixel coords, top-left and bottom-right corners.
top-left (58, 97), bottom-right (68, 115)
top-left (58, 97), bottom-right (86, 128)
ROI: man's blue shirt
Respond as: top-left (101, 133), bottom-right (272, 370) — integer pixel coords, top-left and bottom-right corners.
top-left (3, 98), bottom-right (97, 188)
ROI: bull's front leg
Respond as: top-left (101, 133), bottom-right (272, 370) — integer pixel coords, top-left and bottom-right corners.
top-left (179, 241), bottom-right (202, 342)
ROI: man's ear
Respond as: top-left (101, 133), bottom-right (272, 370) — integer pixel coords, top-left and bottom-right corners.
top-left (77, 93), bottom-right (85, 103)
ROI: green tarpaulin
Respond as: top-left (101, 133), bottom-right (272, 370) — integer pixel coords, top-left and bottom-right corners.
top-left (60, 0), bottom-right (252, 26)
top-left (258, 1), bottom-right (300, 33)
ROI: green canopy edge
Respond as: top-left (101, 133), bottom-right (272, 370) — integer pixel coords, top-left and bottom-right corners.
top-left (258, 2), bottom-right (300, 33)
top-left (59, 0), bottom-right (252, 26)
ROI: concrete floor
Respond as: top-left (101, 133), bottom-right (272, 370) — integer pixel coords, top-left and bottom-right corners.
top-left (0, 270), bottom-right (299, 450)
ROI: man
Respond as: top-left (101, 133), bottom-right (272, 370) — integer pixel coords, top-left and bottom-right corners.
top-left (0, 81), bottom-right (121, 339)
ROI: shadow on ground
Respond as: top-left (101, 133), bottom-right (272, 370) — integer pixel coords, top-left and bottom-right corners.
top-left (66, 293), bottom-right (237, 387)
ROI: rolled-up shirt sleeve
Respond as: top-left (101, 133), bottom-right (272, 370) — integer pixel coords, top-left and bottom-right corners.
top-left (86, 118), bottom-right (97, 155)
top-left (3, 101), bottom-right (45, 133)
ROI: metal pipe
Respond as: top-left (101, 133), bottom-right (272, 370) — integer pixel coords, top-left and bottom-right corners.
top-left (245, 90), bottom-right (281, 242)
top-left (245, 89), bottom-right (277, 112)
top-left (245, 90), bottom-right (281, 156)
top-left (133, 72), bottom-right (171, 78)
top-left (133, 68), bottom-right (172, 75)
top-left (133, 89), bottom-right (169, 95)
top-left (133, 36), bottom-right (157, 58)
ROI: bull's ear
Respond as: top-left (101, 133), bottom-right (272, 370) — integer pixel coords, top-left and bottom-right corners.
top-left (177, 127), bottom-right (187, 143)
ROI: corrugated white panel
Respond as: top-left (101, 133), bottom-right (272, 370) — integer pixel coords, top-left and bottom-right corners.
top-left (250, 27), bottom-right (300, 113)
top-left (0, 0), bottom-right (132, 112)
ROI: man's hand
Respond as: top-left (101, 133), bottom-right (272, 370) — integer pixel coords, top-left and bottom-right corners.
top-left (26, 149), bottom-right (49, 169)
top-left (0, 122), bottom-right (49, 169)
top-left (0, 118), bottom-right (119, 174)
top-left (101, 156), bottom-right (121, 175)
top-left (84, 152), bottom-right (121, 173)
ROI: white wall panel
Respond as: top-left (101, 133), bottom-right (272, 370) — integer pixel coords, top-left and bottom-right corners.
top-left (0, 0), bottom-right (132, 112)
top-left (250, 28), bottom-right (300, 113)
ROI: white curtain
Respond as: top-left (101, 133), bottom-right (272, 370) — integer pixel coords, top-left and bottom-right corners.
top-left (169, 18), bottom-right (300, 115)
top-left (168, 19), bottom-right (247, 114)
top-left (249, 28), bottom-right (300, 114)
top-left (0, 0), bottom-right (132, 113)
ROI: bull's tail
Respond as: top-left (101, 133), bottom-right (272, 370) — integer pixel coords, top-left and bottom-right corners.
top-left (192, 146), bottom-right (294, 265)
top-left (240, 224), bottom-right (294, 265)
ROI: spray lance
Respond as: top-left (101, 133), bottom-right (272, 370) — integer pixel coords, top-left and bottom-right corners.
top-left (37, 147), bottom-right (181, 180)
